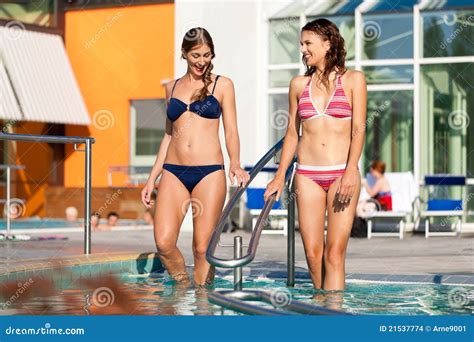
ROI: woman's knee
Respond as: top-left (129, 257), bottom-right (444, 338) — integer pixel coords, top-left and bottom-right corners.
top-left (192, 244), bottom-right (208, 259)
top-left (324, 245), bottom-right (346, 267)
top-left (155, 238), bottom-right (177, 256)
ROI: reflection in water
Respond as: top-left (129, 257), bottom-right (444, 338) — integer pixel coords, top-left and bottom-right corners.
top-left (0, 270), bottom-right (471, 315)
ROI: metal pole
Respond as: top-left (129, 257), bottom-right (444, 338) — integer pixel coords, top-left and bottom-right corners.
top-left (6, 166), bottom-right (10, 236)
top-left (287, 181), bottom-right (295, 287)
top-left (84, 139), bottom-right (92, 254)
top-left (234, 236), bottom-right (242, 291)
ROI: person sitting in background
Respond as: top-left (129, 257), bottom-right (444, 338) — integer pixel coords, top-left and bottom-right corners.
top-left (362, 160), bottom-right (392, 211)
top-left (91, 212), bottom-right (107, 231)
top-left (65, 206), bottom-right (78, 221)
top-left (106, 211), bottom-right (120, 229)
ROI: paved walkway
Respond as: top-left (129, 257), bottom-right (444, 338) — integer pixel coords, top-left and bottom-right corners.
top-left (1, 229), bottom-right (472, 278)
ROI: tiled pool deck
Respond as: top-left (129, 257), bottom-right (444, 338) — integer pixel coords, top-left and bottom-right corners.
top-left (0, 229), bottom-right (473, 284)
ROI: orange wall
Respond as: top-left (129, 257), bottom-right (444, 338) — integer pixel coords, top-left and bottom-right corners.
top-left (64, 4), bottom-right (174, 187)
top-left (8, 122), bottom-right (52, 217)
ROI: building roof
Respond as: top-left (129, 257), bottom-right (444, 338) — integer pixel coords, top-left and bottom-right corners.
top-left (0, 25), bottom-right (90, 125)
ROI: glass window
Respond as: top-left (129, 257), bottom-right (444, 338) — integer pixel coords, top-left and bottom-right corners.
top-left (363, 65), bottom-right (414, 84)
top-left (269, 69), bottom-right (300, 88)
top-left (269, 17), bottom-right (301, 64)
top-left (132, 99), bottom-right (166, 157)
top-left (420, 63), bottom-right (473, 177)
top-left (363, 90), bottom-right (414, 173)
top-left (362, 14), bottom-right (413, 59)
top-left (0, 1), bottom-right (55, 27)
top-left (422, 10), bottom-right (474, 58)
top-left (268, 94), bottom-right (289, 146)
top-left (362, 0), bottom-right (416, 13)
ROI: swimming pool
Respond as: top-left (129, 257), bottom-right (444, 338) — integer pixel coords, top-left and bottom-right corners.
top-left (0, 255), bottom-right (472, 315)
top-left (0, 218), bottom-right (149, 230)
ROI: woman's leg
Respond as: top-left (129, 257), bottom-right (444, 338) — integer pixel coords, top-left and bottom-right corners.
top-left (294, 173), bottom-right (327, 289)
top-left (324, 173), bottom-right (361, 290)
top-left (153, 170), bottom-right (191, 281)
top-left (190, 168), bottom-right (226, 285)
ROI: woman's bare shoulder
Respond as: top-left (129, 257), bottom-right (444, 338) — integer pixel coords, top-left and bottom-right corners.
top-left (341, 69), bottom-right (366, 85)
top-left (290, 75), bottom-right (310, 95)
top-left (215, 74), bottom-right (233, 89)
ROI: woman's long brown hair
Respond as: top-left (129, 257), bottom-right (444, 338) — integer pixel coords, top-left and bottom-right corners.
top-left (181, 27), bottom-right (216, 102)
top-left (301, 18), bottom-right (347, 90)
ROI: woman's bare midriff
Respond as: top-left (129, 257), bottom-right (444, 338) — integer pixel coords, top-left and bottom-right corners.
top-left (297, 117), bottom-right (352, 166)
top-left (164, 111), bottom-right (224, 165)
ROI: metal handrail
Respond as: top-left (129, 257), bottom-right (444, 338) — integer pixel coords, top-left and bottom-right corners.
top-left (0, 132), bottom-right (95, 254)
top-left (208, 290), bottom-right (352, 316)
top-left (206, 137), bottom-right (294, 268)
top-left (0, 164), bottom-right (26, 236)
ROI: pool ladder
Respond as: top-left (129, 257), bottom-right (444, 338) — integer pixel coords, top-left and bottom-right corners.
top-left (205, 138), bottom-right (349, 315)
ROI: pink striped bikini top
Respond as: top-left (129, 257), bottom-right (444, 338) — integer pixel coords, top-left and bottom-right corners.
top-left (297, 73), bottom-right (352, 121)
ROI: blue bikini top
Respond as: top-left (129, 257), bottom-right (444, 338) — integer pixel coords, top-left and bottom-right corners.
top-left (166, 75), bottom-right (222, 122)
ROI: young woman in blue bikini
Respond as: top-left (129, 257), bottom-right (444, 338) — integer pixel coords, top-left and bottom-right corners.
top-left (141, 27), bottom-right (249, 287)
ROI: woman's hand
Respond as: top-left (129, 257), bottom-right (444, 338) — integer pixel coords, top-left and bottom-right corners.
top-left (337, 166), bottom-right (360, 203)
top-left (141, 180), bottom-right (156, 208)
top-left (229, 164), bottom-right (250, 187)
top-left (264, 174), bottom-right (285, 202)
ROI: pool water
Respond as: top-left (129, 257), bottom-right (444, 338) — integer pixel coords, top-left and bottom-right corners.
top-left (1, 271), bottom-right (472, 315)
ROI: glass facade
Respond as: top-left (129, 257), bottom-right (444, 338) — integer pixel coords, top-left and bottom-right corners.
top-left (130, 99), bottom-right (166, 165)
top-left (268, 2), bottom-right (473, 183)
top-left (364, 90), bottom-right (413, 172)
top-left (422, 10), bottom-right (474, 58)
top-left (361, 13), bottom-right (413, 60)
top-left (420, 63), bottom-right (473, 176)
top-left (0, 1), bottom-right (56, 27)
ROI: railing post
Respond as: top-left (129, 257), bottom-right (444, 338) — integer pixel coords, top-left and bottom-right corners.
top-left (84, 139), bottom-right (92, 255)
top-left (234, 236), bottom-right (243, 291)
top-left (6, 165), bottom-right (11, 236)
top-left (287, 181), bottom-right (295, 287)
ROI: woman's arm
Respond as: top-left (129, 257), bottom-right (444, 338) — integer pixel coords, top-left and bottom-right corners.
top-left (142, 82), bottom-right (174, 208)
top-left (275, 76), bottom-right (302, 179)
top-left (220, 76), bottom-right (250, 187)
top-left (337, 70), bottom-right (367, 203)
top-left (263, 76), bottom-right (302, 201)
top-left (363, 179), bottom-right (382, 197)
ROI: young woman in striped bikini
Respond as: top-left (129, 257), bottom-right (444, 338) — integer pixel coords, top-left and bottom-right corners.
top-left (264, 18), bottom-right (367, 292)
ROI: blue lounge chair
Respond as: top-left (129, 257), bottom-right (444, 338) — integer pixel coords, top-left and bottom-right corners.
top-left (416, 175), bottom-right (466, 238)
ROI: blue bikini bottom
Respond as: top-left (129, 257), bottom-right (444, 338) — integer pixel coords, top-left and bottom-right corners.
top-left (162, 163), bottom-right (225, 193)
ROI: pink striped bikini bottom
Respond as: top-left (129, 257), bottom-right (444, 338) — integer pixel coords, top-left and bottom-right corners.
top-left (295, 162), bottom-right (347, 192)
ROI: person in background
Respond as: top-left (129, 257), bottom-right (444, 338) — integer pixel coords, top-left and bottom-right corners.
top-left (362, 160), bottom-right (392, 211)
top-left (106, 211), bottom-right (120, 228)
top-left (65, 206), bottom-right (78, 222)
top-left (91, 212), bottom-right (108, 231)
